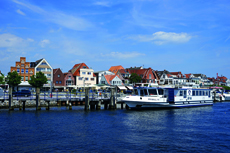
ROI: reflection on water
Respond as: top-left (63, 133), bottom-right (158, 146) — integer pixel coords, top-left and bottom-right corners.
top-left (0, 103), bottom-right (230, 152)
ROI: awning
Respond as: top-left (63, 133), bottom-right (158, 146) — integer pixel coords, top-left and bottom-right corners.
top-left (118, 86), bottom-right (127, 90)
top-left (126, 86), bottom-right (133, 90)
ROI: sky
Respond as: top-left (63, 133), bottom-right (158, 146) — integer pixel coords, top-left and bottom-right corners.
top-left (0, 0), bottom-right (230, 78)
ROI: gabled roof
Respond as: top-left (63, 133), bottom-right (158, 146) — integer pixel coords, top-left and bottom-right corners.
top-left (118, 69), bottom-right (129, 74)
top-left (156, 70), bottom-right (170, 77)
top-left (184, 74), bottom-right (192, 78)
top-left (109, 65), bottom-right (124, 74)
top-left (71, 63), bottom-right (89, 76)
top-left (53, 68), bottom-right (62, 74)
top-left (167, 74), bottom-right (172, 77)
top-left (128, 68), bottom-right (153, 79)
top-left (104, 75), bottom-right (123, 85)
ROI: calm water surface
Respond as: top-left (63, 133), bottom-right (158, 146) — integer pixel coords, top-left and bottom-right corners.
top-left (0, 103), bottom-right (230, 153)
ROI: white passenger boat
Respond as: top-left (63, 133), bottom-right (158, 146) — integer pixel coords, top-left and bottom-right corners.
top-left (122, 87), bottom-right (213, 109)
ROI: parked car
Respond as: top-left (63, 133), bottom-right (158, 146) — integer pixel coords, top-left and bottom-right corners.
top-left (12, 90), bottom-right (31, 97)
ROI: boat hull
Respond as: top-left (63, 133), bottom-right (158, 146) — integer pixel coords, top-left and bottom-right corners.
top-left (124, 100), bottom-right (213, 110)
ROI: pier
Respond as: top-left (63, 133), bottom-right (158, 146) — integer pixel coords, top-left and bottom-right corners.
top-left (0, 88), bottom-right (127, 111)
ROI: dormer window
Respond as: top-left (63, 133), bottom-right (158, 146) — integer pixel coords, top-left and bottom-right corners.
top-left (83, 66), bottom-right (87, 69)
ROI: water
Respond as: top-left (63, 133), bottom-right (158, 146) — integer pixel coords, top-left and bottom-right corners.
top-left (0, 103), bottom-right (230, 153)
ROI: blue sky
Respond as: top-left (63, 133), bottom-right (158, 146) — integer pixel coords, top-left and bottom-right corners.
top-left (0, 0), bottom-right (230, 78)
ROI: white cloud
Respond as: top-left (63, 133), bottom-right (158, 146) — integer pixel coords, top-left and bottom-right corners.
top-left (27, 38), bottom-right (34, 42)
top-left (16, 9), bottom-right (26, 16)
top-left (40, 39), bottom-right (50, 48)
top-left (100, 51), bottom-right (145, 59)
top-left (94, 1), bottom-right (111, 7)
top-left (12, 0), bottom-right (92, 31)
top-left (129, 31), bottom-right (192, 45)
top-left (49, 13), bottom-right (92, 31)
top-left (0, 33), bottom-right (30, 48)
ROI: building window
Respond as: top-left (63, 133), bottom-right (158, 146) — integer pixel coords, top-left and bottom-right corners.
top-left (58, 74), bottom-right (60, 77)
top-left (17, 69), bottom-right (20, 73)
top-left (101, 81), bottom-right (105, 84)
top-left (56, 81), bottom-right (58, 84)
top-left (82, 72), bottom-right (86, 75)
top-left (88, 72), bottom-right (91, 75)
top-left (91, 78), bottom-right (94, 81)
top-left (21, 69), bottom-right (24, 73)
top-left (68, 76), bottom-right (71, 79)
top-left (41, 62), bottom-right (47, 65)
top-left (79, 77), bottom-right (82, 80)
top-left (149, 74), bottom-right (151, 79)
top-left (47, 68), bottom-right (51, 72)
top-left (36, 68), bottom-right (45, 72)
top-left (47, 74), bottom-right (51, 78)
top-left (25, 76), bottom-right (28, 81)
top-left (21, 64), bottom-right (24, 67)
top-left (59, 81), bottom-right (62, 84)
top-left (85, 78), bottom-right (88, 81)
top-left (26, 69), bottom-right (28, 73)
top-left (21, 76), bottom-right (24, 81)
top-left (83, 66), bottom-right (87, 69)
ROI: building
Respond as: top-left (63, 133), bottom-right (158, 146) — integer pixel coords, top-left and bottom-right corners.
top-left (10, 57), bottom-right (53, 90)
top-left (64, 71), bottom-right (75, 87)
top-left (100, 74), bottom-right (123, 86)
top-left (71, 63), bottom-right (96, 87)
top-left (53, 68), bottom-right (65, 91)
top-left (10, 57), bottom-right (35, 82)
top-left (94, 70), bottom-right (115, 84)
top-left (127, 67), bottom-right (156, 83)
top-left (31, 58), bottom-right (53, 86)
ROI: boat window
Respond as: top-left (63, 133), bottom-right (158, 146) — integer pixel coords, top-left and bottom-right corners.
top-left (149, 89), bottom-right (157, 95)
top-left (158, 89), bottom-right (164, 95)
top-left (140, 90), bottom-right (144, 96)
top-left (196, 90), bottom-right (198, 96)
top-left (179, 90), bottom-right (183, 96)
top-left (206, 91), bottom-right (208, 96)
top-left (134, 89), bottom-right (138, 95)
top-left (199, 91), bottom-right (202, 96)
top-left (184, 90), bottom-right (186, 96)
top-left (192, 90), bottom-right (195, 96)
top-left (144, 89), bottom-right (148, 95)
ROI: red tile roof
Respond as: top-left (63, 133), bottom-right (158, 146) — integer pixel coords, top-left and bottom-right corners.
top-left (184, 74), bottom-right (191, 78)
top-left (167, 74), bottom-right (172, 77)
top-left (71, 63), bottom-right (89, 76)
top-left (170, 72), bottom-right (183, 77)
top-left (128, 68), bottom-right (153, 79)
top-left (109, 65), bottom-right (124, 74)
top-left (104, 75), bottom-right (123, 85)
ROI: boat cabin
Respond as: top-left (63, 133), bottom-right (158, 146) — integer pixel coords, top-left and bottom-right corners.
top-left (133, 87), bottom-right (212, 102)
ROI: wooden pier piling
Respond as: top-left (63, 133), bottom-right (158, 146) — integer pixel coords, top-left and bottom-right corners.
top-left (109, 88), bottom-right (115, 110)
top-left (69, 100), bottom-right (72, 110)
top-left (85, 88), bottom-right (89, 110)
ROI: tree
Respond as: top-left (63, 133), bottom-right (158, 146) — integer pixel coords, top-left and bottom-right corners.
top-left (129, 73), bottom-right (142, 84)
top-left (5, 71), bottom-right (21, 89)
top-left (29, 71), bottom-right (48, 89)
top-left (28, 71), bottom-right (47, 110)
top-left (0, 73), bottom-right (5, 85)
top-left (5, 71), bottom-right (21, 109)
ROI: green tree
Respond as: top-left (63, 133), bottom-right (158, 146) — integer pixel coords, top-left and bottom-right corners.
top-left (5, 71), bottom-right (22, 109)
top-left (129, 73), bottom-right (142, 84)
top-left (0, 73), bottom-right (5, 85)
top-left (28, 71), bottom-right (48, 110)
